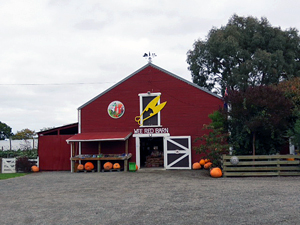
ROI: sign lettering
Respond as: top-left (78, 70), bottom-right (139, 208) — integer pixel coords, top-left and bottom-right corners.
top-left (134, 127), bottom-right (169, 134)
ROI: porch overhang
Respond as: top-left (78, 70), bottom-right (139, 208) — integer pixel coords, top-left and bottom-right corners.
top-left (66, 132), bottom-right (132, 144)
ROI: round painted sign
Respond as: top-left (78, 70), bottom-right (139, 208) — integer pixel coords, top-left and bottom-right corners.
top-left (107, 101), bottom-right (125, 119)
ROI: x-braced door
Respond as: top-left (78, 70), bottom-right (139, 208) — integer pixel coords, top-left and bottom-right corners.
top-left (164, 136), bottom-right (191, 169)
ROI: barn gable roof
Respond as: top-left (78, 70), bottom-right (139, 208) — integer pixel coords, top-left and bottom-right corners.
top-left (78, 63), bottom-right (220, 110)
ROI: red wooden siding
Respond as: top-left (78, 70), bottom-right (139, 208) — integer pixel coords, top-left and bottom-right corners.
top-left (38, 123), bottom-right (78, 171)
top-left (38, 135), bottom-right (72, 171)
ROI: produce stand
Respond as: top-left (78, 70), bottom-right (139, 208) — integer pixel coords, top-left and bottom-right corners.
top-left (70, 153), bottom-right (132, 172)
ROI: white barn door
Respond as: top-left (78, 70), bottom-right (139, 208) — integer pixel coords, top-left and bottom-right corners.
top-left (164, 136), bottom-right (191, 169)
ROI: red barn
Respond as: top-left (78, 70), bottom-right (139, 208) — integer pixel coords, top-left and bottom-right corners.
top-left (66, 63), bottom-right (222, 171)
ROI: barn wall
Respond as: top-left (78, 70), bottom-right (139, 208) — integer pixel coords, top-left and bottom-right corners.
top-left (80, 65), bottom-right (222, 163)
top-left (38, 135), bottom-right (73, 171)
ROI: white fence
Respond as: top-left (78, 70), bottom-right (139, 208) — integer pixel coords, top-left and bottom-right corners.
top-left (1, 157), bottom-right (39, 173)
top-left (2, 158), bottom-right (16, 173)
top-left (0, 139), bottom-right (38, 151)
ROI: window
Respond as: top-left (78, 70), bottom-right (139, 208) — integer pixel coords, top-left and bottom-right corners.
top-left (138, 92), bottom-right (164, 127)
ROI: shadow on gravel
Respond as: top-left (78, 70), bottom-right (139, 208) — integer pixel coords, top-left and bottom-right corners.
top-left (137, 168), bottom-right (211, 179)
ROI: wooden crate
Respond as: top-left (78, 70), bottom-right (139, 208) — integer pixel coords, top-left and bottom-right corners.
top-left (222, 154), bottom-right (300, 177)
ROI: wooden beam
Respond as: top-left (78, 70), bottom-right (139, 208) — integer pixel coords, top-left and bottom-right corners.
top-left (125, 139), bottom-right (129, 172)
top-left (125, 139), bottom-right (128, 154)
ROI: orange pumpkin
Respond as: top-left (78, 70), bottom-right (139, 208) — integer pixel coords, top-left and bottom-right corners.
top-left (31, 165), bottom-right (39, 172)
top-left (85, 162), bottom-right (94, 171)
top-left (192, 162), bottom-right (201, 170)
top-left (113, 163), bottom-right (121, 169)
top-left (103, 162), bottom-right (113, 170)
top-left (204, 162), bottom-right (213, 169)
top-left (136, 165), bottom-right (139, 171)
top-left (77, 164), bottom-right (84, 171)
top-left (199, 159), bottom-right (206, 166)
top-left (287, 158), bottom-right (295, 161)
top-left (210, 167), bottom-right (222, 178)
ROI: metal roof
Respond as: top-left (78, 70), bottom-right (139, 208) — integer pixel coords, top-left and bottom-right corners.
top-left (37, 122), bottom-right (78, 135)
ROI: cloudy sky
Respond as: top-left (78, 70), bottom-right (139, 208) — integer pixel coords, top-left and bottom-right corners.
top-left (1, 0), bottom-right (300, 133)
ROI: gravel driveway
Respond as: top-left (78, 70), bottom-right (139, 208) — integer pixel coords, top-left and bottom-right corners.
top-left (0, 169), bottom-right (299, 225)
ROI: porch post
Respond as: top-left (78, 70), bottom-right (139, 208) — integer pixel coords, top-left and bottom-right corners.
top-left (70, 143), bottom-right (74, 173)
top-left (124, 139), bottom-right (129, 171)
top-left (97, 142), bottom-right (101, 172)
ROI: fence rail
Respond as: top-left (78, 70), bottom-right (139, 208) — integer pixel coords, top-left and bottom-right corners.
top-left (1, 158), bottom-right (16, 173)
top-left (1, 157), bottom-right (39, 173)
top-left (222, 154), bottom-right (300, 177)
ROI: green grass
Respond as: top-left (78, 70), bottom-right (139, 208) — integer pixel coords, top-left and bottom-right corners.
top-left (0, 173), bottom-right (28, 180)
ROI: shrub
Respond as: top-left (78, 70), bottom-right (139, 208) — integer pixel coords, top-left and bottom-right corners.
top-left (16, 156), bottom-right (34, 172)
top-left (195, 110), bottom-right (229, 167)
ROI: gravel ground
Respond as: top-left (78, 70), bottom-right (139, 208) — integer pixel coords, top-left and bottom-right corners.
top-left (0, 169), bottom-right (299, 225)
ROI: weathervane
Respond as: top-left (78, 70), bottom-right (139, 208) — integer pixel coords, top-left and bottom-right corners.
top-left (143, 52), bottom-right (157, 63)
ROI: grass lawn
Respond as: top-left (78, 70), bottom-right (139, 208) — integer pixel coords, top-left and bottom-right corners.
top-left (0, 173), bottom-right (28, 180)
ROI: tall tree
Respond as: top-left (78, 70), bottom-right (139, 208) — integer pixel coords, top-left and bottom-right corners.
top-left (278, 77), bottom-right (300, 146)
top-left (187, 14), bottom-right (300, 95)
top-left (228, 86), bottom-right (294, 155)
top-left (0, 121), bottom-right (13, 140)
top-left (12, 128), bottom-right (36, 140)
top-left (278, 77), bottom-right (300, 112)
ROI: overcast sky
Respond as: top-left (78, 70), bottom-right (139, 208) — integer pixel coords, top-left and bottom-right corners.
top-left (1, 0), bottom-right (300, 133)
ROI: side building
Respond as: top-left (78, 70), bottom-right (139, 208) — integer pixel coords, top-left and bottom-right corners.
top-left (37, 123), bottom-right (78, 171)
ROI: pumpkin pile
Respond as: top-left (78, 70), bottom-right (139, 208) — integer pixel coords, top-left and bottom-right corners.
top-left (193, 158), bottom-right (223, 178)
top-left (204, 162), bottom-right (213, 169)
top-left (193, 158), bottom-right (212, 170)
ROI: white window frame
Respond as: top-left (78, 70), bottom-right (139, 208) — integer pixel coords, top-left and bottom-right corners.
top-left (138, 92), bottom-right (162, 127)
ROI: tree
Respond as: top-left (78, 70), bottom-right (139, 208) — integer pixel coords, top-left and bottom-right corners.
top-left (39, 127), bottom-right (55, 132)
top-left (278, 77), bottom-right (300, 112)
top-left (292, 120), bottom-right (300, 147)
top-left (228, 86), bottom-right (294, 155)
top-left (12, 128), bottom-right (36, 140)
top-left (0, 121), bottom-right (13, 140)
top-left (187, 14), bottom-right (300, 95)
